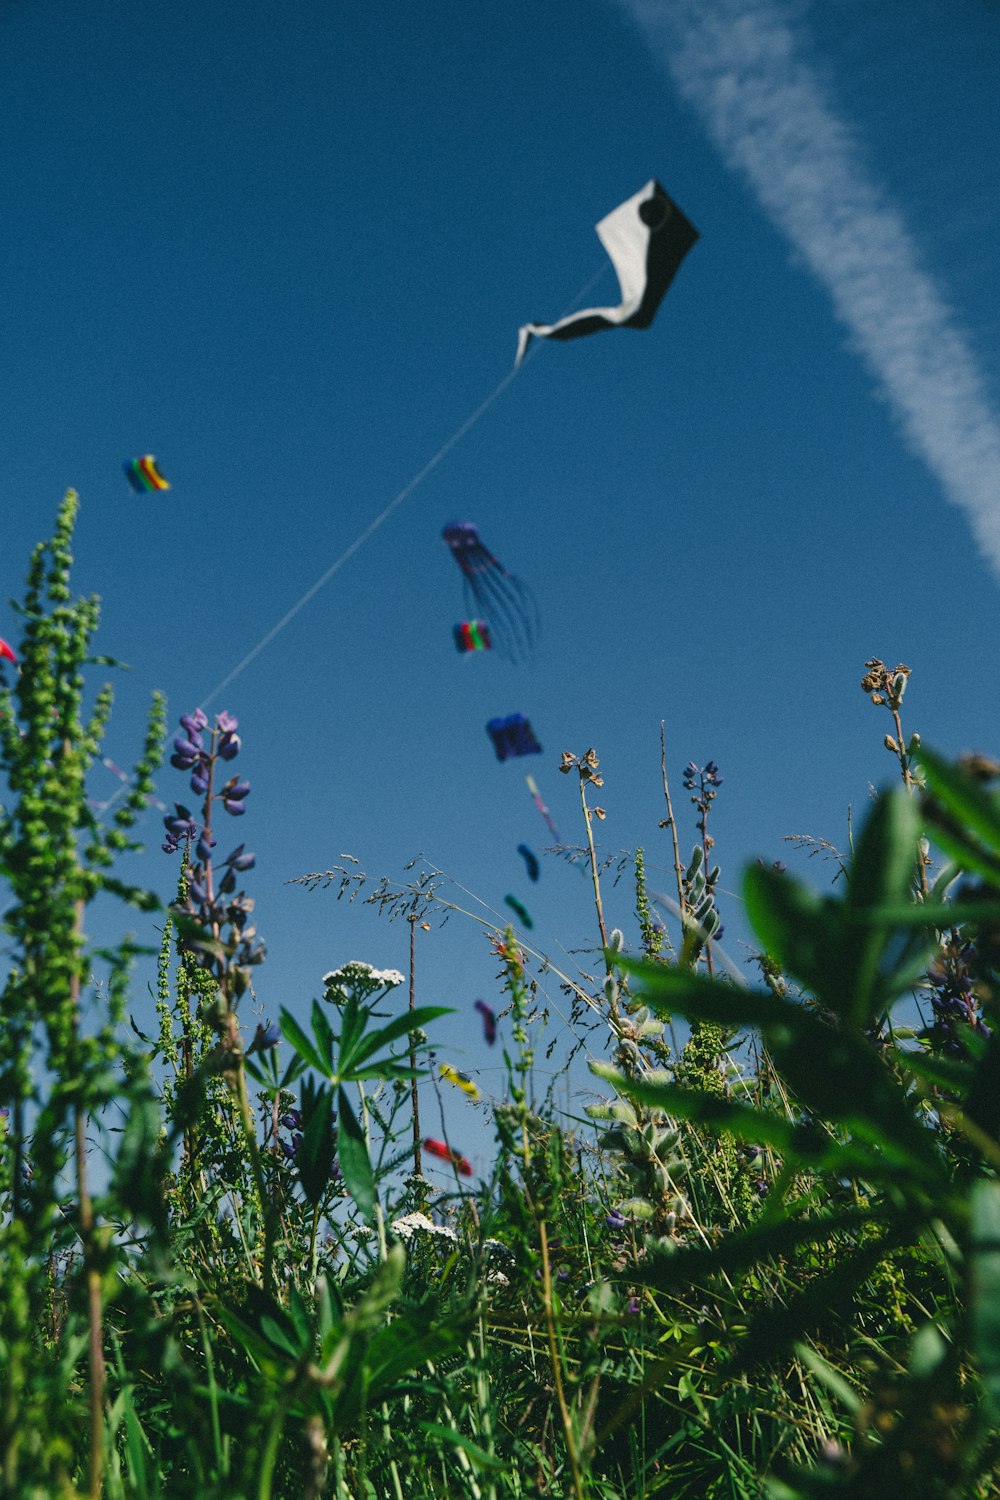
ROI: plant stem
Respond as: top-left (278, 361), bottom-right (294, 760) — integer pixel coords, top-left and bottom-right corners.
top-left (539, 1221), bottom-right (585, 1500)
top-left (407, 915), bottom-right (422, 1178)
top-left (660, 721), bottom-right (687, 919)
top-left (578, 774), bottom-right (610, 978)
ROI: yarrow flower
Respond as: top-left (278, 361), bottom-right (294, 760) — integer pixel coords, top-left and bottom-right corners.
top-left (321, 962), bottom-right (405, 1005)
top-left (390, 1211), bottom-right (459, 1244)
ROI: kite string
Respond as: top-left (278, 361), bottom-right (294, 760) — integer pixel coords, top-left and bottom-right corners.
top-left (199, 363), bottom-right (520, 709)
top-left (198, 265), bottom-right (608, 711)
top-left (96, 269), bottom-right (609, 821)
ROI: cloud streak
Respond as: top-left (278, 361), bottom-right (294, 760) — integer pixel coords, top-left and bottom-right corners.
top-left (618, 0), bottom-right (1000, 576)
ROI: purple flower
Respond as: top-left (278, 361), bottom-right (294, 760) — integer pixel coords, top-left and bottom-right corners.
top-left (180, 710), bottom-right (208, 737)
top-left (281, 1109), bottom-right (303, 1131)
top-left (218, 731), bottom-right (241, 760)
top-left (163, 803), bottom-right (199, 848)
top-left (606, 1207), bottom-right (626, 1231)
top-left (215, 711), bottom-right (238, 734)
top-left (170, 737), bottom-right (203, 770)
top-left (223, 844), bottom-right (256, 872)
top-left (221, 777), bottom-right (250, 815)
top-left (197, 831), bottom-right (217, 864)
top-left (190, 764), bottom-right (210, 796)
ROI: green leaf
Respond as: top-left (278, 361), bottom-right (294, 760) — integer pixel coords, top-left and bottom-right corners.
top-left (337, 1086), bottom-right (375, 1220)
top-left (280, 1007), bottom-right (329, 1076)
top-left (336, 993), bottom-right (367, 1076)
top-left (792, 1341), bottom-right (863, 1414)
top-left (588, 1061), bottom-right (799, 1153)
top-left (970, 1178), bottom-right (1000, 1418)
top-left (842, 788), bottom-right (920, 1026)
top-left (311, 997), bottom-right (335, 1072)
top-left (636, 1208), bottom-right (882, 1291)
top-left (418, 1422), bottom-right (508, 1473)
top-left (726, 1226), bottom-right (909, 1373)
top-left (616, 959), bottom-right (945, 1185)
top-left (298, 1078), bottom-right (337, 1208)
top-left (743, 864), bottom-right (843, 1005)
top-left (919, 746), bottom-right (1000, 874)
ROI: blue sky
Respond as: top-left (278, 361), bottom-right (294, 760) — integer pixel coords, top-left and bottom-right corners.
top-left (1, 0), bottom-right (998, 1170)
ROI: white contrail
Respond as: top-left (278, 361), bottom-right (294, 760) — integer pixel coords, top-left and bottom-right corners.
top-left (617, 0), bottom-right (1000, 575)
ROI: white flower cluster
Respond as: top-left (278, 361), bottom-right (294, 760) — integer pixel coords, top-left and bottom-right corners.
top-left (389, 1211), bottom-right (458, 1244)
top-left (322, 962), bottom-right (405, 1000)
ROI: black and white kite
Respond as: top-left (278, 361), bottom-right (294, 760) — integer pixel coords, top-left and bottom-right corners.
top-left (516, 180), bottom-right (698, 367)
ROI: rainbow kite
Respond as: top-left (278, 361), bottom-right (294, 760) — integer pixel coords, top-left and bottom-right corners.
top-left (123, 456), bottom-right (170, 493)
top-left (453, 619), bottom-right (492, 653)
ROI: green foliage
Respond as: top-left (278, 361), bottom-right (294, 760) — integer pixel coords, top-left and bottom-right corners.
top-left (4, 506), bottom-right (1000, 1499)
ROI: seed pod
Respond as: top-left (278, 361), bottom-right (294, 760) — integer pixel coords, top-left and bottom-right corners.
top-left (884, 734), bottom-right (899, 754)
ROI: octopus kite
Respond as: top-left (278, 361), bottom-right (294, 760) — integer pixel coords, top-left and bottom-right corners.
top-left (486, 714), bottom-right (542, 762)
top-left (124, 456), bottom-right (170, 493)
top-left (443, 522), bottom-right (539, 664)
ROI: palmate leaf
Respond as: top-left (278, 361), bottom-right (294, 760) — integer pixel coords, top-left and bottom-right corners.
top-left (726, 1224), bottom-right (913, 1374)
top-left (589, 1061), bottom-right (937, 1188)
top-left (297, 1077), bottom-right (337, 1208)
top-left (615, 958), bottom-right (945, 1186)
top-left (919, 746), bottom-right (1000, 885)
top-left (280, 1007), bottom-right (329, 1076)
top-left (843, 785), bottom-right (922, 1025)
top-left (337, 1004), bottom-right (451, 1080)
top-left (311, 998), bottom-right (335, 1072)
top-left (744, 789), bottom-right (926, 1028)
top-left (633, 1207), bottom-right (882, 1291)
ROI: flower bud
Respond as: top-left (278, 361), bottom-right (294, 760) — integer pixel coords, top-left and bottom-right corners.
top-left (884, 734), bottom-right (899, 754)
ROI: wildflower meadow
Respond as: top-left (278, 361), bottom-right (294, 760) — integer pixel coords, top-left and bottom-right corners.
top-left (3, 492), bottom-right (1000, 1499)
